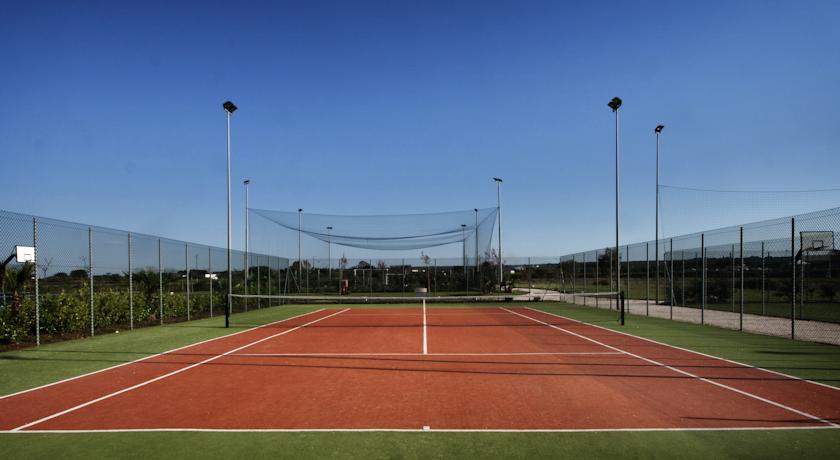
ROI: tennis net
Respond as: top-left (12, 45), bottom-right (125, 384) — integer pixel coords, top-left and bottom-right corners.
top-left (230, 293), bottom-right (523, 308)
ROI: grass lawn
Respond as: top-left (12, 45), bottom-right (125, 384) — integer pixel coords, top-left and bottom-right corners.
top-left (1, 301), bottom-right (839, 459)
top-left (3, 430), bottom-right (840, 460)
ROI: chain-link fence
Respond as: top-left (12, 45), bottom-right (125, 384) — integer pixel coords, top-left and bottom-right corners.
top-left (515, 207), bottom-right (840, 345)
top-left (4, 207), bottom-right (839, 347)
top-left (0, 210), bottom-right (289, 346)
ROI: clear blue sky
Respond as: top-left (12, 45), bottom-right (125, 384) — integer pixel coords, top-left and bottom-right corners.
top-left (2, 0), bottom-right (839, 259)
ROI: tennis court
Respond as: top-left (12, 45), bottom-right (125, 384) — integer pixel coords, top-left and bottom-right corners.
top-left (1, 304), bottom-right (838, 432)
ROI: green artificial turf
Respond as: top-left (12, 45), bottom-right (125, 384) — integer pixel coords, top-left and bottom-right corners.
top-left (0, 305), bottom-right (317, 396)
top-left (2, 301), bottom-right (839, 459)
top-left (2, 430), bottom-right (839, 460)
top-left (531, 303), bottom-right (840, 388)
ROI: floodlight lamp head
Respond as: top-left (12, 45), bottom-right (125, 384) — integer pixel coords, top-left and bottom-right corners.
top-left (608, 97), bottom-right (622, 111)
top-left (243, 179), bottom-right (250, 185)
top-left (493, 177), bottom-right (503, 183)
top-left (461, 224), bottom-right (467, 228)
top-left (298, 208), bottom-right (303, 213)
top-left (326, 226), bottom-right (333, 230)
top-left (474, 208), bottom-right (478, 212)
top-left (655, 125), bottom-right (665, 134)
top-left (223, 101), bottom-right (237, 114)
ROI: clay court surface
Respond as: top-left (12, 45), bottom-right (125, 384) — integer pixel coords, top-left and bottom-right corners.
top-left (1, 306), bottom-right (839, 432)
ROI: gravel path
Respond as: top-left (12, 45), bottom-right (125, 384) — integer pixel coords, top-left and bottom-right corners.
top-left (514, 288), bottom-right (840, 346)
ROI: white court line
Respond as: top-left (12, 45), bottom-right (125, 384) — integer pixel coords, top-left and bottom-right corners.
top-left (500, 307), bottom-right (838, 428)
top-left (0, 306), bottom-right (325, 400)
top-left (527, 306), bottom-right (840, 393)
top-left (12, 309), bottom-right (350, 432)
top-left (230, 352), bottom-right (623, 357)
top-left (422, 298), bottom-right (428, 355)
top-left (2, 425), bottom-right (837, 434)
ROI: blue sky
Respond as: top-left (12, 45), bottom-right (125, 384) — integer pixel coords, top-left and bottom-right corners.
top-left (2, 0), bottom-right (839, 259)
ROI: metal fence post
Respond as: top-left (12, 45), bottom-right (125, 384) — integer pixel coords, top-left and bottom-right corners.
top-left (609, 247), bottom-right (613, 309)
top-left (572, 254), bottom-right (576, 304)
top-left (158, 238), bottom-right (163, 325)
top-left (800, 232), bottom-right (805, 321)
top-left (33, 218), bottom-right (40, 346)
top-left (626, 245), bottom-right (630, 301)
top-left (701, 233), bottom-right (706, 325)
top-left (681, 250), bottom-right (685, 307)
top-left (620, 291), bottom-right (625, 326)
top-left (528, 257), bottom-right (532, 301)
top-left (669, 238), bottom-right (673, 320)
top-left (582, 252), bottom-right (587, 306)
top-left (209, 247), bottom-right (213, 317)
top-left (185, 243), bottom-right (190, 321)
top-left (88, 227), bottom-right (94, 337)
top-left (596, 250), bottom-right (600, 308)
top-left (740, 226), bottom-right (744, 331)
top-left (128, 232), bottom-right (133, 330)
top-left (645, 242), bottom-right (649, 316)
top-left (761, 241), bottom-right (766, 316)
top-left (559, 257), bottom-right (564, 293)
top-left (731, 244), bottom-right (736, 313)
top-left (791, 218), bottom-right (796, 339)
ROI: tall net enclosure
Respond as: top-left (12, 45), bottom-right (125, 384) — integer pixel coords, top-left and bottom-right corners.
top-left (248, 207), bottom-right (499, 295)
top-left (659, 185), bottom-right (840, 237)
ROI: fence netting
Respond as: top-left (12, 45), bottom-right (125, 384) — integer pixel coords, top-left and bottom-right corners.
top-left (2, 206), bottom-right (839, 347)
top-left (0, 210), bottom-right (288, 346)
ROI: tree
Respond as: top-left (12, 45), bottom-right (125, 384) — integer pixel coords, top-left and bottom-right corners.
top-left (2, 262), bottom-right (34, 316)
top-left (132, 269), bottom-right (160, 302)
top-left (38, 257), bottom-right (54, 279)
top-left (420, 252), bottom-right (431, 290)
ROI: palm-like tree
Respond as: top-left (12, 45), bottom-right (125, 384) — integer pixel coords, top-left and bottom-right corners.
top-left (1, 258), bottom-right (34, 316)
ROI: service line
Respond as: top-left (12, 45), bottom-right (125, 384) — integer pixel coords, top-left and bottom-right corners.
top-left (500, 307), bottom-right (837, 428)
top-left (12, 308), bottom-right (350, 432)
top-left (230, 352), bottom-right (623, 357)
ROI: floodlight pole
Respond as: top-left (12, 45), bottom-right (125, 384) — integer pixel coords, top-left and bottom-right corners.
top-left (244, 179), bottom-right (250, 303)
top-left (223, 100), bottom-right (237, 328)
top-left (494, 178), bottom-right (503, 290)
top-left (655, 125), bottom-right (664, 305)
top-left (327, 226), bottom-right (333, 280)
top-left (608, 97), bottom-right (622, 304)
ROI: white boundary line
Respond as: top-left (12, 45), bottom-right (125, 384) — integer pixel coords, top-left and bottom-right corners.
top-left (230, 352), bottom-right (623, 357)
top-left (526, 306), bottom-right (840, 393)
top-left (0, 306), bottom-right (325, 401)
top-left (12, 309), bottom-right (350, 432)
top-left (422, 299), bottom-right (428, 355)
top-left (501, 307), bottom-right (838, 428)
top-left (1, 425), bottom-right (836, 434)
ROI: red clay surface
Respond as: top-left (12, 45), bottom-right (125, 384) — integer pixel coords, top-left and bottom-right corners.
top-left (1, 306), bottom-right (839, 431)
